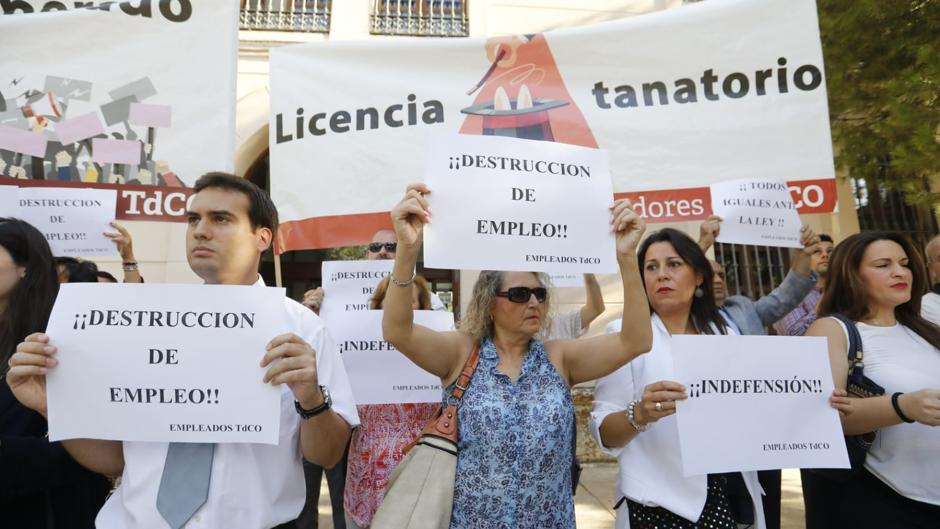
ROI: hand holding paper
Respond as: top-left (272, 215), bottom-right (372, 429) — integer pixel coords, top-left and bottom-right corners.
top-left (637, 380), bottom-right (688, 425)
top-left (261, 333), bottom-right (323, 409)
top-left (391, 182), bottom-right (432, 251)
top-left (5, 332), bottom-right (56, 417)
top-left (611, 198), bottom-right (646, 258)
top-left (781, 225), bottom-right (823, 278)
top-left (697, 215), bottom-right (722, 251)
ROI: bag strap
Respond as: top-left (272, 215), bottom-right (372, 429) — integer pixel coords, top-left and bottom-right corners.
top-left (828, 313), bottom-right (864, 376)
top-left (416, 342), bottom-right (481, 445)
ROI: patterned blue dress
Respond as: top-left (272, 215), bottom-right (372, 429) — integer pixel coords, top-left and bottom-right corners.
top-left (449, 337), bottom-right (575, 529)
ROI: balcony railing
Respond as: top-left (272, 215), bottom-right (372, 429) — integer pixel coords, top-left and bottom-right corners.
top-left (370, 0), bottom-right (468, 37)
top-left (240, 0), bottom-right (332, 33)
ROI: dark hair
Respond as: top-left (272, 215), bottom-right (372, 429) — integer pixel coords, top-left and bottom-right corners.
top-left (96, 271), bottom-right (119, 283)
top-left (819, 234), bottom-right (834, 244)
top-left (637, 228), bottom-right (727, 335)
top-left (0, 219), bottom-right (60, 368)
top-left (369, 275), bottom-right (432, 310)
top-left (65, 260), bottom-right (99, 283)
top-left (819, 231), bottom-right (940, 350)
top-left (193, 172), bottom-right (279, 235)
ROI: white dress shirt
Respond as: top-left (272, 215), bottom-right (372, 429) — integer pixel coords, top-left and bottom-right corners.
top-left (543, 309), bottom-right (584, 341)
top-left (96, 278), bottom-right (360, 529)
top-left (592, 316), bottom-right (766, 529)
top-left (921, 291), bottom-right (940, 326)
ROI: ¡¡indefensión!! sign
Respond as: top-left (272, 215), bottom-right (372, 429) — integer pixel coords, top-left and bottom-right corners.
top-left (672, 335), bottom-right (850, 476)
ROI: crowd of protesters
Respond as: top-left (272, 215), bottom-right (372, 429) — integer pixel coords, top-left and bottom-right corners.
top-left (2, 174), bottom-right (939, 529)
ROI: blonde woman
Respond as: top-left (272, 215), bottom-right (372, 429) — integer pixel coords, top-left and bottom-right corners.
top-left (382, 183), bottom-right (652, 528)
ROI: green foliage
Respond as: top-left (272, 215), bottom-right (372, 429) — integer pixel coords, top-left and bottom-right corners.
top-left (326, 245), bottom-right (368, 261)
top-left (818, 0), bottom-right (940, 206)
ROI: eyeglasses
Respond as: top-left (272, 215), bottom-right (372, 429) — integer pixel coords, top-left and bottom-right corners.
top-left (368, 242), bottom-right (397, 253)
top-left (496, 287), bottom-right (548, 304)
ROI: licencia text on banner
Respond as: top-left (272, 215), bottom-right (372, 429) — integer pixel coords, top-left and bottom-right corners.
top-left (672, 335), bottom-right (849, 476)
top-left (423, 135), bottom-right (616, 274)
top-left (17, 187), bottom-right (118, 256)
top-left (45, 284), bottom-right (288, 444)
top-left (710, 178), bottom-right (802, 248)
top-left (331, 310), bottom-right (453, 405)
top-left (319, 260), bottom-right (394, 322)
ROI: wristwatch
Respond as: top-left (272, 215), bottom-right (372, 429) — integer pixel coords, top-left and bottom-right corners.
top-left (294, 386), bottom-right (332, 419)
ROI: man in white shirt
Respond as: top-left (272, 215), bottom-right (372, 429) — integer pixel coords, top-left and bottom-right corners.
top-left (543, 274), bottom-right (605, 341)
top-left (923, 235), bottom-right (940, 325)
top-left (6, 172), bottom-right (359, 529)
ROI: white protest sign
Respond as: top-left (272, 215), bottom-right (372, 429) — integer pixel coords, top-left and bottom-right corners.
top-left (319, 259), bottom-right (393, 322)
top-left (711, 178), bottom-right (802, 248)
top-left (17, 187), bottom-right (117, 256)
top-left (332, 310), bottom-right (452, 405)
top-left (45, 284), bottom-right (288, 444)
top-left (0, 185), bottom-right (18, 216)
top-left (424, 134), bottom-right (615, 273)
top-left (672, 335), bottom-right (849, 476)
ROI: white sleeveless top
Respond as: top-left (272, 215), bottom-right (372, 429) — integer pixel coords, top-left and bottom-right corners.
top-left (833, 318), bottom-right (940, 505)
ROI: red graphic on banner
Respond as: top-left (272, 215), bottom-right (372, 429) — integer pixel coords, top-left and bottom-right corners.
top-left (459, 35), bottom-right (597, 148)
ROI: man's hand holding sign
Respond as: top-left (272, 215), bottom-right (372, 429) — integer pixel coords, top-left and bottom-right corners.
top-left (261, 332), bottom-right (328, 412)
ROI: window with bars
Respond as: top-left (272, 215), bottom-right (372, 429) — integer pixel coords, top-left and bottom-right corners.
top-left (370, 0), bottom-right (469, 37)
top-left (851, 174), bottom-right (938, 251)
top-left (240, 0), bottom-right (332, 33)
top-left (714, 242), bottom-right (793, 300)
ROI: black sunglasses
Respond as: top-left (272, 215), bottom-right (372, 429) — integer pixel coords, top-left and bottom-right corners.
top-left (496, 287), bottom-right (548, 304)
top-left (368, 242), bottom-right (397, 253)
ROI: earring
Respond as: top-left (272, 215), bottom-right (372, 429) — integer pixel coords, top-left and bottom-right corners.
top-left (694, 286), bottom-right (704, 298)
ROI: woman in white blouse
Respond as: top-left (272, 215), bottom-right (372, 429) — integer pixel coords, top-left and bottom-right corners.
top-left (591, 228), bottom-right (766, 529)
top-left (805, 231), bottom-right (940, 529)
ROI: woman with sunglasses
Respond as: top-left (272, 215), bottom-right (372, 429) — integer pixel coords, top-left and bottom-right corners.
top-left (382, 183), bottom-right (652, 528)
top-left (590, 228), bottom-right (766, 529)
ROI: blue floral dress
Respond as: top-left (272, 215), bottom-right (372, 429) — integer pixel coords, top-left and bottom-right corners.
top-left (449, 337), bottom-right (575, 529)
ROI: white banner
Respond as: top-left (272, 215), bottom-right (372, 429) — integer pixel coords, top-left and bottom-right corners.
top-left (0, 185), bottom-right (17, 215)
top-left (672, 335), bottom-right (849, 475)
top-left (319, 259), bottom-right (393, 322)
top-left (711, 178), bottom-right (802, 248)
top-left (331, 310), bottom-right (452, 405)
top-left (424, 135), bottom-right (615, 273)
top-left (17, 187), bottom-right (117, 256)
top-left (270, 0), bottom-right (835, 251)
top-left (45, 284), bottom-right (288, 444)
top-left (0, 1), bottom-right (237, 222)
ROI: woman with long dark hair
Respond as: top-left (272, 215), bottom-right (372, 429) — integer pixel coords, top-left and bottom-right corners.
top-left (591, 228), bottom-right (766, 529)
top-left (0, 218), bottom-right (111, 528)
top-left (804, 231), bottom-right (940, 529)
